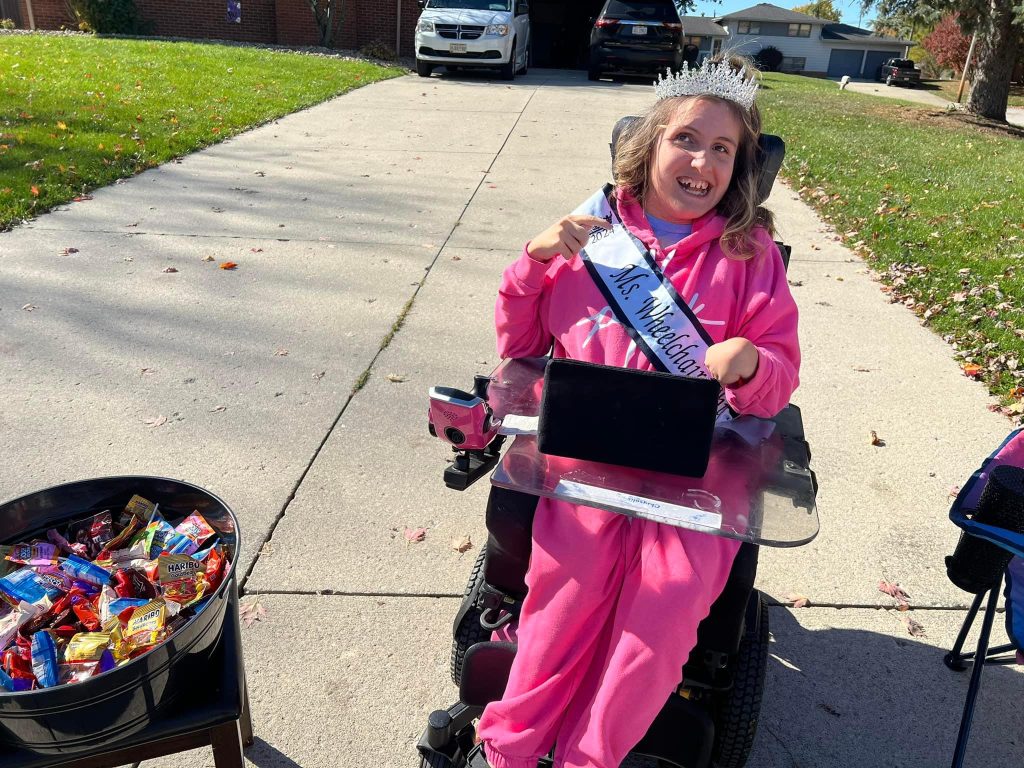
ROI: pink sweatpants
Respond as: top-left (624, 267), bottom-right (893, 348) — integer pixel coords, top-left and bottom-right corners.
top-left (476, 499), bottom-right (741, 768)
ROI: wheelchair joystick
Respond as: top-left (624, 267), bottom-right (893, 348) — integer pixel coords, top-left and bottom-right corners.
top-left (428, 383), bottom-right (505, 491)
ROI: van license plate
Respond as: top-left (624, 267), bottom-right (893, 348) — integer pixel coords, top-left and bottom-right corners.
top-left (449, 43), bottom-right (468, 53)
top-left (632, 25), bottom-right (648, 35)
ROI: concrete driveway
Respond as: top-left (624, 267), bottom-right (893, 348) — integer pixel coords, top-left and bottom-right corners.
top-left (1, 68), bottom-right (1021, 768)
top-left (840, 78), bottom-right (1024, 127)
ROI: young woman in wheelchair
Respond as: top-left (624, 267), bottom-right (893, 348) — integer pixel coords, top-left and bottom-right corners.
top-left (472, 55), bottom-right (801, 768)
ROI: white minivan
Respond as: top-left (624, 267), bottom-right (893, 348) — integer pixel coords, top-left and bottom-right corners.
top-left (415, 0), bottom-right (530, 80)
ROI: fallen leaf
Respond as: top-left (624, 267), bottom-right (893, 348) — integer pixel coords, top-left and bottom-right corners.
top-left (312, 370), bottom-right (325, 381)
top-left (239, 596), bottom-right (267, 628)
top-left (948, 485), bottom-right (961, 500)
top-left (201, 255), bottom-right (215, 262)
top-left (870, 430), bottom-right (885, 447)
top-left (72, 194), bottom-right (93, 202)
top-left (219, 261), bottom-right (238, 270)
top-left (21, 303), bottom-right (36, 311)
top-left (879, 580), bottom-right (910, 610)
top-left (387, 374), bottom-right (407, 383)
top-left (250, 247), bottom-right (263, 253)
top-left (786, 593), bottom-right (810, 608)
top-left (788, 279), bottom-right (803, 287)
top-left (60, 247), bottom-right (79, 255)
top-left (140, 367), bottom-right (156, 375)
top-left (274, 348), bottom-right (288, 356)
top-left (144, 415), bottom-right (168, 428)
top-left (901, 614), bottom-right (926, 637)
top-left (30, 186), bottom-right (39, 197)
top-left (819, 703), bottom-right (841, 717)
top-left (404, 527), bottom-right (427, 543)
top-left (253, 170), bottom-right (265, 177)
top-left (161, 266), bottom-right (178, 273)
top-left (451, 534), bottom-right (472, 553)
top-left (962, 363), bottom-right (983, 379)
top-left (210, 405), bottom-right (227, 412)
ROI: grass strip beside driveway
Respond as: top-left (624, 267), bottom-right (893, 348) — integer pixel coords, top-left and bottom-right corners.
top-left (0, 34), bottom-right (404, 229)
top-left (759, 73), bottom-right (1024, 411)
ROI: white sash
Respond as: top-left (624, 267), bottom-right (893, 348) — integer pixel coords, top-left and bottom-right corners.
top-left (573, 186), bottom-right (732, 422)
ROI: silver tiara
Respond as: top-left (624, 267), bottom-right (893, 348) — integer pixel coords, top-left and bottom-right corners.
top-left (654, 60), bottom-right (759, 111)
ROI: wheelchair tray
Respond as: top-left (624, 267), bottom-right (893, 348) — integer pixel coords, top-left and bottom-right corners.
top-left (486, 358), bottom-right (819, 547)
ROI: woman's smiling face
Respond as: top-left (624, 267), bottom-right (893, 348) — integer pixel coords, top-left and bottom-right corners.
top-left (644, 97), bottom-right (743, 224)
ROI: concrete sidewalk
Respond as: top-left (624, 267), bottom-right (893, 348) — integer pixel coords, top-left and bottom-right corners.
top-left (840, 79), bottom-right (1024, 127)
top-left (2, 68), bottom-right (1021, 768)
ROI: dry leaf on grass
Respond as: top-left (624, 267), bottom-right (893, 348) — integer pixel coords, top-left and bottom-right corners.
top-left (786, 593), bottom-right (810, 608)
top-left (901, 614), bottom-right (926, 637)
top-left (387, 374), bottom-right (408, 383)
top-left (962, 363), bottom-right (983, 379)
top-left (404, 527), bottom-right (427, 543)
top-left (144, 415), bottom-right (168, 428)
top-left (239, 596), bottom-right (267, 628)
top-left (870, 430), bottom-right (886, 447)
top-left (451, 535), bottom-right (472, 553)
top-left (879, 580), bottom-right (910, 610)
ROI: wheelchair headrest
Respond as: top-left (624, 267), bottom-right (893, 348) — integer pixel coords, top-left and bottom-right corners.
top-left (609, 115), bottom-right (785, 206)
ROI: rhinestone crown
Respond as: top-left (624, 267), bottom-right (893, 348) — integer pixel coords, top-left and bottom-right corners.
top-left (654, 60), bottom-right (760, 111)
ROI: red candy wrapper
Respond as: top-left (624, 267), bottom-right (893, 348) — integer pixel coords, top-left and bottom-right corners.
top-left (72, 597), bottom-right (102, 631)
top-left (113, 569), bottom-right (158, 600)
top-left (205, 549), bottom-right (226, 593)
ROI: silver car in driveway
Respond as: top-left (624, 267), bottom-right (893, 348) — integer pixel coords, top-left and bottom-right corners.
top-left (415, 0), bottom-right (531, 80)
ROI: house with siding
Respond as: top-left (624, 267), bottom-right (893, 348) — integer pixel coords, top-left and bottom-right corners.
top-left (678, 15), bottom-right (729, 61)
top-left (713, 3), bottom-right (913, 78)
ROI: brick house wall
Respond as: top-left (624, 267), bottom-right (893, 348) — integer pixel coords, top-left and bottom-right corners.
top-left (17, 0), bottom-right (420, 55)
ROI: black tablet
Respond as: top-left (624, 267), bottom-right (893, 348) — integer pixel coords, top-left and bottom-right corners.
top-left (537, 358), bottom-right (720, 478)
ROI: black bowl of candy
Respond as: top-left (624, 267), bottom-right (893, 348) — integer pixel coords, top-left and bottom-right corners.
top-left (0, 476), bottom-right (239, 754)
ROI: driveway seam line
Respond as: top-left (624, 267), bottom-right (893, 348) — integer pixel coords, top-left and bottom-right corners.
top-left (239, 85), bottom-right (541, 596)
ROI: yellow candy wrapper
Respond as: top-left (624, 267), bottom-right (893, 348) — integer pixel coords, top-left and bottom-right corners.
top-left (125, 599), bottom-right (166, 651)
top-left (65, 632), bottom-right (113, 663)
top-left (158, 554), bottom-right (203, 605)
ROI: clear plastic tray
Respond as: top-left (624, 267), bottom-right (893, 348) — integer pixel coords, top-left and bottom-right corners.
top-left (486, 358), bottom-right (818, 547)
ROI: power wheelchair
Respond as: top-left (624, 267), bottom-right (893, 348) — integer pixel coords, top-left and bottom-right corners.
top-left (416, 117), bottom-right (816, 768)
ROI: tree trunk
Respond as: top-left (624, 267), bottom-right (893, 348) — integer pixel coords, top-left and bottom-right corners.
top-left (966, 0), bottom-right (1023, 120)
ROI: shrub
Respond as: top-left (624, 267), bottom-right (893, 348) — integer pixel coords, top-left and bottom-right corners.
top-left (0, 18), bottom-right (15, 29)
top-left (754, 46), bottom-right (783, 73)
top-left (359, 40), bottom-right (397, 62)
top-left (65, 0), bottom-right (140, 33)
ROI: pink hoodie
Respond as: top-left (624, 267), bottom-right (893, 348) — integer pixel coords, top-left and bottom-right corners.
top-left (496, 188), bottom-right (800, 417)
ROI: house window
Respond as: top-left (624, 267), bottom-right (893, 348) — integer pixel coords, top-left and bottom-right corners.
top-left (684, 36), bottom-right (702, 46)
top-left (787, 23), bottom-right (811, 37)
top-left (736, 21), bottom-right (760, 34)
top-left (779, 56), bottom-right (806, 71)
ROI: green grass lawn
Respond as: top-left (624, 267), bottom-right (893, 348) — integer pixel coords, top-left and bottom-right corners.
top-left (759, 73), bottom-right (1024, 412)
top-left (921, 78), bottom-right (1024, 108)
top-left (0, 34), bottom-right (404, 229)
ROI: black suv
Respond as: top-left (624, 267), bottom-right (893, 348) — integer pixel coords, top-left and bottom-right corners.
top-left (588, 0), bottom-right (684, 81)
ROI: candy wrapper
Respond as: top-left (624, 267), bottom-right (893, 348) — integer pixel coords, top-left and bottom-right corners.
top-left (139, 516), bottom-right (176, 560)
top-left (113, 568), bottom-right (159, 599)
top-left (0, 547), bottom-right (15, 579)
top-left (31, 630), bottom-right (60, 688)
top-left (98, 516), bottom-right (144, 560)
top-left (158, 554), bottom-right (204, 605)
top-left (35, 566), bottom-right (73, 595)
top-left (122, 495), bottom-right (157, 525)
top-left (6, 543), bottom-right (59, 567)
top-left (0, 568), bottom-right (63, 606)
top-left (69, 512), bottom-right (114, 560)
top-left (125, 599), bottom-right (166, 652)
top-left (65, 632), bottom-right (113, 663)
top-left (47, 529), bottom-right (88, 558)
top-left (0, 600), bottom-right (47, 650)
top-left (165, 513), bottom-right (216, 556)
top-left (61, 555), bottom-right (112, 587)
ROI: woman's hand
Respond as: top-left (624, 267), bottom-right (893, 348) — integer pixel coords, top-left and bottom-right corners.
top-left (705, 338), bottom-right (759, 386)
top-left (526, 215), bottom-right (612, 263)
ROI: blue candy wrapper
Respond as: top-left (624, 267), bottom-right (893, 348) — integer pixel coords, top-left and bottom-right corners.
top-left (109, 597), bottom-right (149, 617)
top-left (31, 631), bottom-right (60, 689)
top-left (0, 568), bottom-right (60, 605)
top-left (98, 648), bottom-right (116, 673)
top-left (164, 533), bottom-right (200, 556)
top-left (61, 555), bottom-right (112, 587)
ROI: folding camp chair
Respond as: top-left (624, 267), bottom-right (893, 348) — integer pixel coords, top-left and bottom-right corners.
top-left (943, 428), bottom-right (1024, 768)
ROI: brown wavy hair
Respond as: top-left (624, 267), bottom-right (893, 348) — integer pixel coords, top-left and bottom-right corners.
top-left (612, 55), bottom-right (774, 260)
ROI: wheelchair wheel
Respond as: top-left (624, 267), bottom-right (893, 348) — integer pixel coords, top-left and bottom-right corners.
top-left (711, 591), bottom-right (769, 768)
top-left (451, 547), bottom-right (491, 686)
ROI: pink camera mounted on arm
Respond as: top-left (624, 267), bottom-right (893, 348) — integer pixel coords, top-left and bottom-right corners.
top-left (428, 375), bottom-right (505, 490)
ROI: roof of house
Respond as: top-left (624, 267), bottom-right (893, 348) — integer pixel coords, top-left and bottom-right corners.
top-left (821, 22), bottom-right (915, 46)
top-left (715, 3), bottom-right (833, 25)
top-left (679, 16), bottom-right (729, 37)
